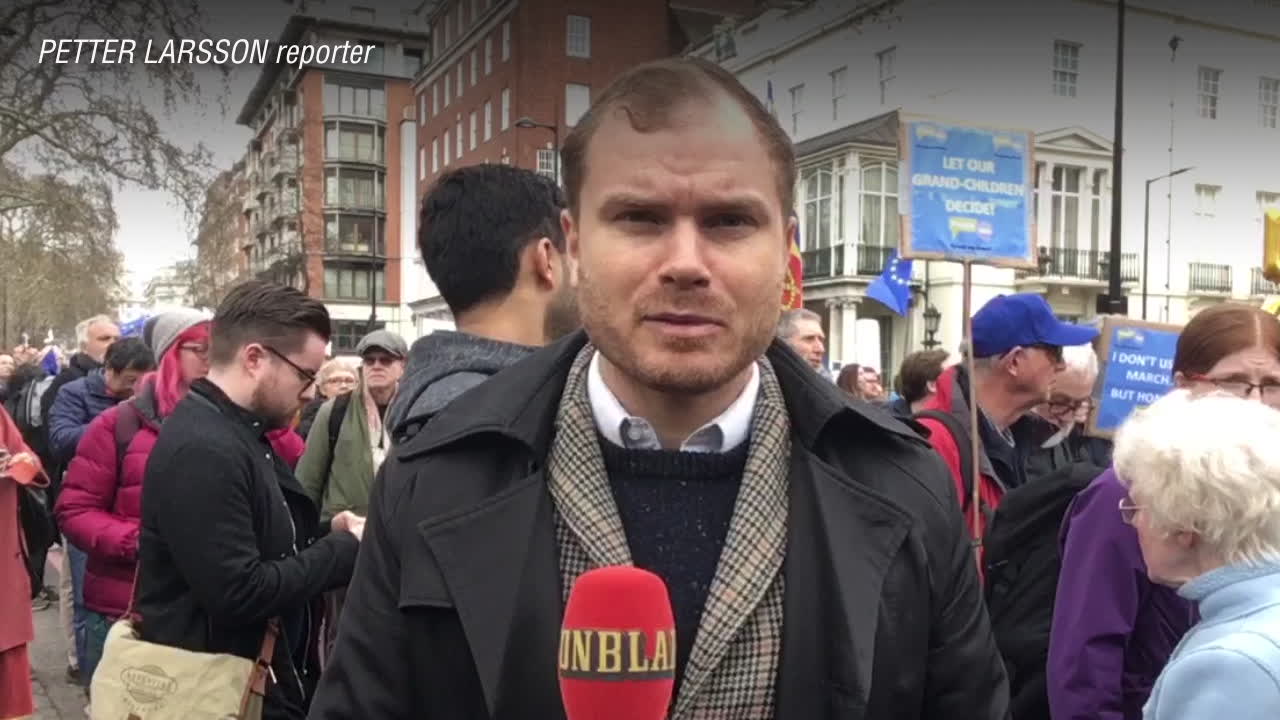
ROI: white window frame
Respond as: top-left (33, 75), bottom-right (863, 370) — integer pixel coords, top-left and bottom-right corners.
top-left (1050, 165), bottom-right (1084, 249)
top-left (418, 147), bottom-right (425, 180)
top-left (877, 47), bottom-right (896, 105)
top-left (485, 36), bottom-right (493, 75)
top-left (432, 82), bottom-right (439, 114)
top-left (456, 120), bottom-right (463, 158)
top-left (1052, 40), bottom-right (1080, 98)
top-left (1195, 183), bottom-right (1220, 217)
top-left (502, 21), bottom-right (511, 61)
top-left (1261, 76), bottom-right (1280, 129)
top-left (443, 130), bottom-right (451, 166)
top-left (501, 88), bottom-right (511, 130)
top-left (537, 148), bottom-right (557, 180)
top-left (1199, 66), bottom-right (1222, 119)
top-left (471, 49), bottom-right (478, 86)
top-left (418, 94), bottom-right (426, 125)
top-left (859, 161), bottom-right (898, 247)
top-left (444, 74), bottom-right (451, 107)
top-left (432, 137), bottom-right (439, 173)
top-left (565, 83), bottom-right (590, 126)
top-left (484, 100), bottom-right (493, 140)
top-left (789, 84), bottom-right (804, 135)
top-left (456, 63), bottom-right (464, 95)
top-left (470, 110), bottom-right (478, 150)
top-left (830, 67), bottom-right (846, 122)
top-left (567, 15), bottom-right (591, 59)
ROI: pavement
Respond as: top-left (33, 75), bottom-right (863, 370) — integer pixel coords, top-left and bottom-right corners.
top-left (26, 546), bottom-right (90, 719)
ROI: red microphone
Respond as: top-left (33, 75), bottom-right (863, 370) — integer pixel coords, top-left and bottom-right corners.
top-left (558, 566), bottom-right (677, 720)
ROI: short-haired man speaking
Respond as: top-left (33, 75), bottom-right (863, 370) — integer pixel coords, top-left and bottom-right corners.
top-left (312, 58), bottom-right (1008, 719)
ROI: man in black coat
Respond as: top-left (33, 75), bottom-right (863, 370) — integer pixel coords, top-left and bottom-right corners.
top-left (137, 282), bottom-right (361, 720)
top-left (311, 57), bottom-right (1008, 720)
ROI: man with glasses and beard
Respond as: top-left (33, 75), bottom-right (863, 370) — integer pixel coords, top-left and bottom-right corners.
top-left (135, 281), bottom-right (362, 720)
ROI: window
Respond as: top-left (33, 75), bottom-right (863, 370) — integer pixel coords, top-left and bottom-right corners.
top-left (1051, 40), bottom-right (1080, 97)
top-left (502, 21), bottom-right (511, 61)
top-left (363, 42), bottom-right (384, 72)
top-left (484, 100), bottom-right (493, 140)
top-left (860, 161), bottom-right (897, 247)
top-left (323, 79), bottom-right (386, 119)
top-left (324, 214), bottom-right (385, 255)
top-left (470, 0), bottom-right (479, 24)
top-left (404, 48), bottom-right (423, 76)
top-left (1261, 77), bottom-right (1280, 129)
top-left (485, 36), bottom-right (493, 75)
top-left (324, 168), bottom-right (385, 210)
top-left (456, 63), bottom-right (464, 95)
top-left (566, 83), bottom-right (590, 126)
top-left (501, 88), bottom-right (511, 130)
top-left (443, 129), bottom-right (450, 165)
top-left (432, 82), bottom-right (439, 114)
top-left (567, 15), bottom-right (591, 58)
top-left (434, 26), bottom-right (443, 54)
top-left (537, 148), bottom-right (557, 180)
top-left (471, 49), bottom-right (478, 86)
top-left (1259, 191), bottom-right (1280, 220)
top-left (330, 320), bottom-right (384, 353)
top-left (470, 110), bottom-right (478, 150)
top-left (456, 120), bottom-right (463, 158)
top-left (418, 93), bottom-right (426, 125)
top-left (443, 12), bottom-right (451, 47)
top-left (789, 84), bottom-right (804, 135)
top-left (432, 137), bottom-right (439, 173)
top-left (1195, 184), bottom-right (1220, 216)
top-left (1199, 66), bottom-right (1222, 119)
top-left (418, 147), bottom-right (425, 180)
top-left (877, 47), bottom-right (896, 104)
top-left (1050, 166), bottom-right (1083, 248)
top-left (324, 121), bottom-right (385, 163)
top-left (324, 265), bottom-right (386, 301)
top-left (802, 166), bottom-right (836, 249)
top-left (1090, 169), bottom-right (1106, 251)
top-left (444, 74), bottom-right (451, 107)
top-left (830, 67), bottom-right (847, 122)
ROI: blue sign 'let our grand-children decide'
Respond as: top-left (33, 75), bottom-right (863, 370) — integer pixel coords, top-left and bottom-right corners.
top-left (1091, 319), bottom-right (1182, 436)
top-left (899, 118), bottom-right (1035, 268)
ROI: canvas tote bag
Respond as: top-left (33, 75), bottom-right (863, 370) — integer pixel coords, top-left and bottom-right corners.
top-left (89, 573), bottom-right (280, 720)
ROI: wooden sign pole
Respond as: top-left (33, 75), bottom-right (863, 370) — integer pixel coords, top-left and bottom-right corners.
top-left (961, 260), bottom-right (983, 568)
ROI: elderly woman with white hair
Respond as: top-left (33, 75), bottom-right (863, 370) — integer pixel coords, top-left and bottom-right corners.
top-left (1114, 390), bottom-right (1280, 720)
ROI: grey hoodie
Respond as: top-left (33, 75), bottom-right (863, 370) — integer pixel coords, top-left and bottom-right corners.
top-left (386, 330), bottom-right (536, 441)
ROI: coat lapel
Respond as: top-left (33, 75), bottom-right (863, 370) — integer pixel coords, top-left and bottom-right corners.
top-left (776, 449), bottom-right (913, 718)
top-left (417, 471), bottom-right (563, 718)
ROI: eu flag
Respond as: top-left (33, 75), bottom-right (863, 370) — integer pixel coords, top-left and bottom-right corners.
top-left (866, 250), bottom-right (913, 316)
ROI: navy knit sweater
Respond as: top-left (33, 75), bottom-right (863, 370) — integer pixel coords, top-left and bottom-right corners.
top-left (599, 438), bottom-right (749, 690)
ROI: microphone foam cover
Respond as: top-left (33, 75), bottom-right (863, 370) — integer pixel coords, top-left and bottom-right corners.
top-left (559, 566), bottom-right (677, 720)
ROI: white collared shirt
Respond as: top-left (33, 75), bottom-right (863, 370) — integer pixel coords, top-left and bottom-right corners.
top-left (586, 351), bottom-right (759, 453)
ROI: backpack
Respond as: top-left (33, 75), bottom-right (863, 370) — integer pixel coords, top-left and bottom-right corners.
top-left (913, 409), bottom-right (978, 516)
top-left (983, 460), bottom-right (1105, 720)
top-left (12, 375), bottom-right (54, 435)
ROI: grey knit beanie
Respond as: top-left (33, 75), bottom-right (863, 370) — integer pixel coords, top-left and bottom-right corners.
top-left (148, 309), bottom-right (210, 358)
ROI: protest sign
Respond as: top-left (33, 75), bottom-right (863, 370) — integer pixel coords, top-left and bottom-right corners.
top-left (1088, 317), bottom-right (1182, 438)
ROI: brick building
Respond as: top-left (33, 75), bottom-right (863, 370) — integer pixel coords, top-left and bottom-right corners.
top-left (237, 12), bottom-right (429, 352)
top-left (406, 0), bottom-right (757, 330)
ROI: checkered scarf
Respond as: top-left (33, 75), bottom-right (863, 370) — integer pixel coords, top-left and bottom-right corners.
top-left (548, 345), bottom-right (790, 720)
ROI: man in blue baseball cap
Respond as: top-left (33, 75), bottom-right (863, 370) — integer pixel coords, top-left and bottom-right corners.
top-left (914, 293), bottom-right (1099, 557)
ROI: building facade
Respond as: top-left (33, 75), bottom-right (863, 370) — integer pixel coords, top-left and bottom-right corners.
top-left (694, 0), bottom-right (1280, 376)
top-left (405, 0), bottom-right (757, 332)
top-left (237, 12), bottom-right (429, 352)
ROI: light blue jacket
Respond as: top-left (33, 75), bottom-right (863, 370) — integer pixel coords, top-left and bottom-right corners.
top-left (1144, 563), bottom-right (1280, 720)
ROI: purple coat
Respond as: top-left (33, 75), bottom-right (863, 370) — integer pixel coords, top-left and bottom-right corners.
top-left (1047, 467), bottom-right (1197, 719)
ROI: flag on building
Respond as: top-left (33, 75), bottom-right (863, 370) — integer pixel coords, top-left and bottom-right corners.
top-left (782, 212), bottom-right (804, 310)
top-left (866, 250), bottom-right (914, 316)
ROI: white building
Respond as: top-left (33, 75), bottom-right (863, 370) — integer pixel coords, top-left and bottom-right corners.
top-left (143, 264), bottom-right (195, 311)
top-left (693, 0), bottom-right (1280, 375)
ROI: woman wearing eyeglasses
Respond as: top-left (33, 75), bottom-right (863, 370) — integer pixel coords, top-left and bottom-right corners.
top-left (1049, 304), bottom-right (1280, 720)
top-left (295, 359), bottom-right (357, 440)
top-left (1114, 391), bottom-right (1280, 720)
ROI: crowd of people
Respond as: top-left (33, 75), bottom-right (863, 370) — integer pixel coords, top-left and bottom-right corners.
top-left (3, 56), bottom-right (1280, 720)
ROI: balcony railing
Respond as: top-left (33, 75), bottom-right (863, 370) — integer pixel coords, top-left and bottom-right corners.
top-left (250, 241), bottom-right (304, 274)
top-left (1189, 262), bottom-right (1232, 294)
top-left (1252, 267), bottom-right (1280, 296)
top-left (801, 244), bottom-right (898, 280)
top-left (274, 150), bottom-right (299, 177)
top-left (274, 194), bottom-right (299, 220)
top-left (1028, 247), bottom-right (1139, 283)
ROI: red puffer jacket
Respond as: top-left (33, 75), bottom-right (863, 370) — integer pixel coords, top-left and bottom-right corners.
top-left (56, 382), bottom-right (305, 617)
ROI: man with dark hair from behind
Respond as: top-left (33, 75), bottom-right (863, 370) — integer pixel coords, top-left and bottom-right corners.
top-left (888, 349), bottom-right (950, 418)
top-left (385, 163), bottom-right (578, 438)
top-left (136, 281), bottom-right (361, 720)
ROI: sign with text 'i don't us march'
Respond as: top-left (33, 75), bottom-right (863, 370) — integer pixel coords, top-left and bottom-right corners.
top-left (1088, 317), bottom-right (1183, 438)
top-left (898, 115), bottom-right (1036, 269)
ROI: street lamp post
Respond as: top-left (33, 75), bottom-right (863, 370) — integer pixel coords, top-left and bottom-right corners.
top-left (923, 304), bottom-right (941, 349)
top-left (1143, 166), bottom-right (1194, 319)
top-left (515, 116), bottom-right (560, 182)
